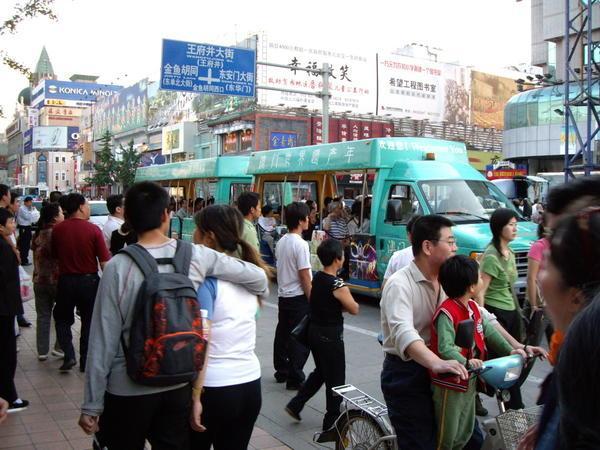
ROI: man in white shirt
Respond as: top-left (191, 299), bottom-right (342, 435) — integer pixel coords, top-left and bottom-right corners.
top-left (102, 194), bottom-right (124, 252)
top-left (382, 214), bottom-right (421, 286)
top-left (16, 196), bottom-right (40, 265)
top-left (273, 201), bottom-right (312, 390)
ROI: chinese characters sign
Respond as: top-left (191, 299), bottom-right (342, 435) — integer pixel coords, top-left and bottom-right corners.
top-left (258, 39), bottom-right (376, 114)
top-left (269, 132), bottom-right (297, 149)
top-left (160, 39), bottom-right (256, 97)
top-left (378, 54), bottom-right (471, 124)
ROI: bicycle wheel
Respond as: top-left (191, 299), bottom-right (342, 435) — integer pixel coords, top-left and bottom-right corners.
top-left (335, 409), bottom-right (393, 450)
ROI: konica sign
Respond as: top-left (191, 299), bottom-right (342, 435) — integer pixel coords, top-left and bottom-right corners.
top-left (32, 80), bottom-right (123, 108)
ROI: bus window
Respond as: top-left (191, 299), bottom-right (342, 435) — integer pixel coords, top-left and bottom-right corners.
top-left (230, 183), bottom-right (251, 205)
top-left (263, 181), bottom-right (318, 211)
top-left (385, 184), bottom-right (423, 224)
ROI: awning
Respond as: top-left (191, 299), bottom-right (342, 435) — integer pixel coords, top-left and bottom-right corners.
top-left (212, 121), bottom-right (254, 135)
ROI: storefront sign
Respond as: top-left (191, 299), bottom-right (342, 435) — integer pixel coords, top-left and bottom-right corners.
top-left (269, 132), bottom-right (298, 149)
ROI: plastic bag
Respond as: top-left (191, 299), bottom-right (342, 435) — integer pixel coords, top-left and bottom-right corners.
top-left (19, 266), bottom-right (33, 302)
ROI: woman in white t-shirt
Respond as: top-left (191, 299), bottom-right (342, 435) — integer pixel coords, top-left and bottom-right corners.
top-left (191, 205), bottom-right (273, 450)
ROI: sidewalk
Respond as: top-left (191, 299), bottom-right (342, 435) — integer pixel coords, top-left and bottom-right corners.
top-left (0, 301), bottom-right (290, 450)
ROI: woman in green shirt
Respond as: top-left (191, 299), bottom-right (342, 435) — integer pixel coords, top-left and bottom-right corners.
top-left (478, 207), bottom-right (524, 410)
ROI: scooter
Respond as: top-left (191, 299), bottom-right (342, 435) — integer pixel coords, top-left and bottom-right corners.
top-left (453, 319), bottom-right (542, 450)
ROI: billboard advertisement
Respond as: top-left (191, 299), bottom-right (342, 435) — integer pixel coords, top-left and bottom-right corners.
top-left (92, 79), bottom-right (148, 137)
top-left (32, 126), bottom-right (68, 149)
top-left (377, 54), bottom-right (471, 123)
top-left (23, 129), bottom-right (33, 154)
top-left (470, 71), bottom-right (518, 130)
top-left (258, 39), bottom-right (376, 114)
top-left (32, 80), bottom-right (123, 108)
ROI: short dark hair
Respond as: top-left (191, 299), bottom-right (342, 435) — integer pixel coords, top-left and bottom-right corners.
top-left (317, 238), bottom-right (344, 266)
top-left (0, 208), bottom-right (13, 226)
top-left (125, 182), bottom-right (169, 234)
top-left (439, 255), bottom-right (479, 298)
top-left (106, 194), bottom-right (124, 215)
top-left (237, 191), bottom-right (260, 216)
top-left (262, 204), bottom-right (273, 216)
top-left (49, 191), bottom-right (62, 203)
top-left (23, 196), bottom-right (33, 203)
top-left (64, 193), bottom-right (86, 216)
top-left (406, 214), bottom-right (422, 235)
top-left (285, 201), bottom-right (310, 230)
top-left (411, 214), bottom-right (455, 257)
top-left (546, 176), bottom-right (600, 215)
top-left (9, 191), bottom-right (19, 206)
top-left (58, 195), bottom-right (70, 217)
top-left (0, 184), bottom-right (9, 199)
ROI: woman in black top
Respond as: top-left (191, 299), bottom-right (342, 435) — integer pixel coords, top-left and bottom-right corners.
top-left (285, 239), bottom-right (359, 440)
top-left (0, 209), bottom-right (29, 411)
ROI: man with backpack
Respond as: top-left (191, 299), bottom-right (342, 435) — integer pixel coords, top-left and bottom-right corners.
top-left (78, 181), bottom-right (269, 450)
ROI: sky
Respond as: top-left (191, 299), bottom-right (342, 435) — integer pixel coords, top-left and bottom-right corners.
top-left (0, 0), bottom-right (531, 130)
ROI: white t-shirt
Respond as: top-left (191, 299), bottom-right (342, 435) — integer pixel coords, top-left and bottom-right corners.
top-left (383, 246), bottom-right (414, 281)
top-left (198, 278), bottom-right (260, 387)
top-left (276, 232), bottom-right (312, 297)
top-left (102, 215), bottom-right (124, 250)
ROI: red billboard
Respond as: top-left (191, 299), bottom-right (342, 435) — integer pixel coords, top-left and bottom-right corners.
top-left (310, 117), bottom-right (393, 144)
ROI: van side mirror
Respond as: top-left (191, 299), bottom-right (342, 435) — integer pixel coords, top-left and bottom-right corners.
top-left (454, 319), bottom-right (474, 350)
top-left (386, 199), bottom-right (404, 222)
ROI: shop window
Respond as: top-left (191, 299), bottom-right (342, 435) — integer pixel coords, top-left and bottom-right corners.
top-left (240, 129), bottom-right (253, 151)
top-left (223, 132), bottom-right (238, 153)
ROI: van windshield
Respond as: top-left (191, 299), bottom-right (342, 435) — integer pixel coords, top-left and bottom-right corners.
top-left (418, 180), bottom-right (523, 222)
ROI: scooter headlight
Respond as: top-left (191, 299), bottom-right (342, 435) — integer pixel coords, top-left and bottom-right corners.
top-left (504, 365), bottom-right (522, 382)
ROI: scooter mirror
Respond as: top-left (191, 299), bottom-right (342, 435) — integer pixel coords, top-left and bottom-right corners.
top-left (454, 319), bottom-right (475, 349)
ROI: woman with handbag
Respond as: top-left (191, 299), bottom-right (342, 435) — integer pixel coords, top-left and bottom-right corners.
top-left (285, 239), bottom-right (359, 442)
top-left (0, 208), bottom-right (29, 412)
top-left (191, 205), bottom-right (273, 450)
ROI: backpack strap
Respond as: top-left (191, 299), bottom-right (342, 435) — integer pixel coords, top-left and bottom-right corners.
top-left (119, 243), bottom-right (159, 278)
top-left (172, 239), bottom-right (193, 277)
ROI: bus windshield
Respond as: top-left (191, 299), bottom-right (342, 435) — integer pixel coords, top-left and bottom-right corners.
top-left (418, 179), bottom-right (524, 222)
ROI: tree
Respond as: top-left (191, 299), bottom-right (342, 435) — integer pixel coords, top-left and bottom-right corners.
top-left (1, 0), bottom-right (58, 117)
top-left (115, 139), bottom-right (142, 190)
top-left (86, 130), bottom-right (117, 189)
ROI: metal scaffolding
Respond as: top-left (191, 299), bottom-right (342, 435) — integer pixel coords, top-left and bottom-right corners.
top-left (563, 0), bottom-right (600, 181)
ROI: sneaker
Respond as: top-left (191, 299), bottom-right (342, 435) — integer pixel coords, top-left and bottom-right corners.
top-left (315, 428), bottom-right (338, 443)
top-left (38, 354), bottom-right (48, 361)
top-left (285, 404), bottom-right (302, 421)
top-left (475, 394), bottom-right (488, 417)
top-left (51, 349), bottom-right (64, 358)
top-left (59, 358), bottom-right (77, 373)
top-left (8, 399), bottom-right (29, 412)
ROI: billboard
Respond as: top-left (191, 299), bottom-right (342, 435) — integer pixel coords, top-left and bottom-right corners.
top-left (470, 71), bottom-right (519, 129)
top-left (92, 79), bottom-right (148, 137)
top-left (258, 39), bottom-right (376, 114)
top-left (29, 126), bottom-right (79, 151)
top-left (377, 54), bottom-right (471, 123)
top-left (32, 80), bottom-right (123, 108)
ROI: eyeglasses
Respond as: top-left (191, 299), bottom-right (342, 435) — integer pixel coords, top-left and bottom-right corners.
top-left (430, 238), bottom-right (457, 246)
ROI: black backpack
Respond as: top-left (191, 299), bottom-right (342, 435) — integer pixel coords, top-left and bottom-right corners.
top-left (119, 241), bottom-right (207, 387)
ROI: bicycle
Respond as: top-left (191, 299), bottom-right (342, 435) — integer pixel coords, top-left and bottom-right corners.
top-left (314, 384), bottom-right (397, 450)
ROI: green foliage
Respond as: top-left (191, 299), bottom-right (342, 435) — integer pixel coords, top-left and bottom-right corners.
top-left (86, 131), bottom-right (116, 187)
top-left (0, 0), bottom-right (58, 117)
top-left (116, 140), bottom-right (142, 189)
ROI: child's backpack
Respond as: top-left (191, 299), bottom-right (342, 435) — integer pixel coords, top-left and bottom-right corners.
top-left (119, 240), bottom-right (206, 386)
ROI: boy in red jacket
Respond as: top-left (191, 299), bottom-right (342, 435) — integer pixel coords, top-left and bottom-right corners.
top-left (431, 255), bottom-right (525, 449)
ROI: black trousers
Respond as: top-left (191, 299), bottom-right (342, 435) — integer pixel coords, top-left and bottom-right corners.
top-left (17, 225), bottom-right (32, 264)
top-left (95, 384), bottom-right (191, 450)
top-left (0, 315), bottom-right (18, 403)
top-left (190, 378), bottom-right (262, 450)
top-left (485, 304), bottom-right (525, 410)
top-left (288, 324), bottom-right (345, 430)
top-left (273, 296), bottom-right (310, 384)
top-left (53, 273), bottom-right (99, 365)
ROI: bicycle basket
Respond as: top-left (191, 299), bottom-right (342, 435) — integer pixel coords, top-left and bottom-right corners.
top-left (496, 406), bottom-right (543, 450)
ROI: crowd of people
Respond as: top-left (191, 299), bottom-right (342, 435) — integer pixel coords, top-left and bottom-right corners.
top-left (0, 176), bottom-right (599, 450)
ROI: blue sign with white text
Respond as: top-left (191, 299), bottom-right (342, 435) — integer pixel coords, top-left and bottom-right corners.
top-left (32, 80), bottom-right (123, 107)
top-left (160, 39), bottom-right (256, 97)
top-left (269, 132), bottom-right (298, 150)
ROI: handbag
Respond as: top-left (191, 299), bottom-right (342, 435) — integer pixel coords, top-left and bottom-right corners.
top-left (290, 314), bottom-right (310, 347)
top-left (19, 266), bottom-right (34, 303)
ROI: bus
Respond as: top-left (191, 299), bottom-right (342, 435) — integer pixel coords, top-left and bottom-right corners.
top-left (11, 184), bottom-right (49, 200)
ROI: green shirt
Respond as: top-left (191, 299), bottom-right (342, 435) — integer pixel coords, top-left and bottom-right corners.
top-left (242, 218), bottom-right (260, 252)
top-left (435, 313), bottom-right (513, 364)
top-left (481, 244), bottom-right (518, 311)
